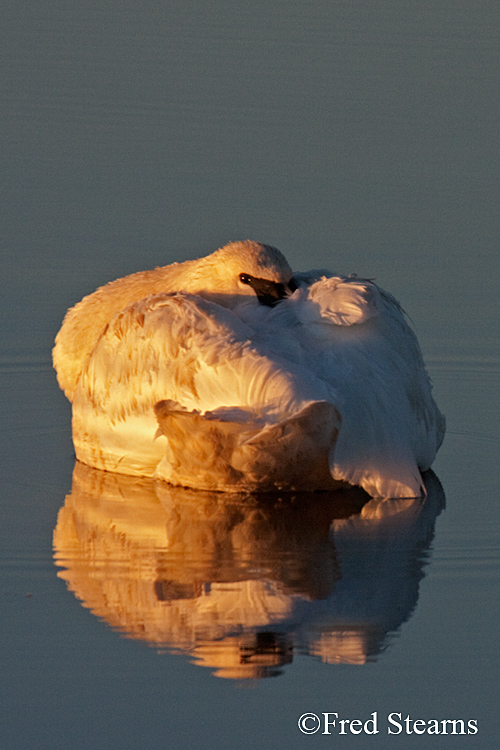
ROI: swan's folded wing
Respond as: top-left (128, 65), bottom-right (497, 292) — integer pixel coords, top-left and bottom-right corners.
top-left (75, 292), bottom-right (256, 420)
top-left (71, 292), bottom-right (336, 477)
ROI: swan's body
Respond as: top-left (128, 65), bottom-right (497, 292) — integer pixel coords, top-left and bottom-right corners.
top-left (54, 241), bottom-right (445, 498)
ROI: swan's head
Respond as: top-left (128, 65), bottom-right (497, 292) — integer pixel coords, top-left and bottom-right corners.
top-left (185, 241), bottom-right (297, 306)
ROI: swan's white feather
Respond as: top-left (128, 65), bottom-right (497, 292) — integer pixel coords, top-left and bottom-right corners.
top-left (55, 241), bottom-right (445, 498)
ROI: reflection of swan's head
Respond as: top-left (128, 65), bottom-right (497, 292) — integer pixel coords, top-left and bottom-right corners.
top-left (184, 241), bottom-right (296, 306)
top-left (190, 632), bottom-right (293, 679)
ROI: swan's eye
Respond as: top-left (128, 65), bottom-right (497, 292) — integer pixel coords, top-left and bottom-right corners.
top-left (239, 273), bottom-right (252, 285)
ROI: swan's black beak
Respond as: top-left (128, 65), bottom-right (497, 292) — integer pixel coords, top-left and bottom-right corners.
top-left (240, 274), bottom-right (298, 307)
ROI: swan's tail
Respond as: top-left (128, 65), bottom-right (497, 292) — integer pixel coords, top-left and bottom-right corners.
top-left (154, 400), bottom-right (342, 492)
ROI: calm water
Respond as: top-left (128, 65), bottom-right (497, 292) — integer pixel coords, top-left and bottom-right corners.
top-left (1, 2), bottom-right (499, 748)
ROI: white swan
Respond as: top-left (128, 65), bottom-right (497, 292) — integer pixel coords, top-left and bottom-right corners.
top-left (53, 240), bottom-right (445, 498)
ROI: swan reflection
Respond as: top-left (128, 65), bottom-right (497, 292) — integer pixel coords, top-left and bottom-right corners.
top-left (53, 463), bottom-right (444, 678)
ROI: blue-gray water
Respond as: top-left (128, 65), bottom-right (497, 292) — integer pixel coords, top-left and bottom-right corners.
top-left (1, 2), bottom-right (499, 748)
